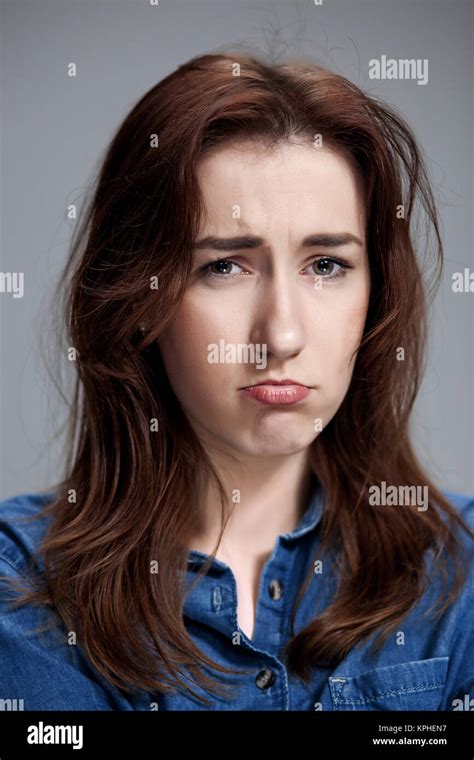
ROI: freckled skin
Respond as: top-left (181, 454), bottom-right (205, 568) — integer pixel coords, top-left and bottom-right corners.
top-left (158, 140), bottom-right (370, 459)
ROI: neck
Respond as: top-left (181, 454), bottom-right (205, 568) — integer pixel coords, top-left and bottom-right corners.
top-left (190, 445), bottom-right (315, 561)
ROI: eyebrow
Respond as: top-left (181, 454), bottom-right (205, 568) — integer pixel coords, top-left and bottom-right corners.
top-left (193, 232), bottom-right (363, 252)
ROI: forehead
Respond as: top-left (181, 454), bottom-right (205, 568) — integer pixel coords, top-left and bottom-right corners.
top-left (195, 139), bottom-right (366, 238)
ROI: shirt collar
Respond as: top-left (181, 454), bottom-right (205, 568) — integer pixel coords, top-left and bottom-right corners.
top-left (182, 481), bottom-right (325, 640)
top-left (281, 479), bottom-right (325, 541)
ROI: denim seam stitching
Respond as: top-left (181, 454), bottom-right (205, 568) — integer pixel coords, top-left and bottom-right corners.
top-left (334, 681), bottom-right (446, 705)
top-left (0, 552), bottom-right (25, 576)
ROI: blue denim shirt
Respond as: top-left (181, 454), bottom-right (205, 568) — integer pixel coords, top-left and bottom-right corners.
top-left (0, 487), bottom-right (473, 711)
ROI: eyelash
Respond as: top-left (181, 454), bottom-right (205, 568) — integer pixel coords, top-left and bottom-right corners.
top-left (200, 256), bottom-right (353, 282)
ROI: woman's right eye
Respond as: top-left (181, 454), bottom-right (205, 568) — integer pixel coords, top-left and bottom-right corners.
top-left (201, 259), bottom-right (243, 279)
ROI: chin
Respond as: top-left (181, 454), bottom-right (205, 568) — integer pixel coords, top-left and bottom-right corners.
top-left (231, 434), bottom-right (313, 458)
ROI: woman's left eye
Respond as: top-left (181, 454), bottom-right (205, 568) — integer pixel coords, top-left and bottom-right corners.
top-left (201, 256), bottom-right (351, 281)
top-left (308, 257), bottom-right (349, 280)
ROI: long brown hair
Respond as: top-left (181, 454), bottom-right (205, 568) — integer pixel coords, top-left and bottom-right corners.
top-left (2, 51), bottom-right (473, 706)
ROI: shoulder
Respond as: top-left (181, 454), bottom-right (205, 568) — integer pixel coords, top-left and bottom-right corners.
top-left (441, 489), bottom-right (474, 514)
top-left (0, 490), bottom-right (57, 575)
top-left (440, 489), bottom-right (474, 544)
top-left (434, 491), bottom-right (474, 707)
top-left (434, 489), bottom-right (474, 632)
top-left (0, 490), bottom-right (132, 709)
top-left (436, 489), bottom-right (474, 580)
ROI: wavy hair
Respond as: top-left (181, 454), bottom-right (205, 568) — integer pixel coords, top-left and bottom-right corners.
top-left (2, 52), bottom-right (473, 706)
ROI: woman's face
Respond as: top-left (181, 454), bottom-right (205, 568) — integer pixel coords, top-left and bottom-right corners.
top-left (158, 139), bottom-right (370, 459)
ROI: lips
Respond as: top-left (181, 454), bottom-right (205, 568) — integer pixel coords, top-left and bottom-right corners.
top-left (240, 380), bottom-right (311, 405)
top-left (241, 379), bottom-right (307, 387)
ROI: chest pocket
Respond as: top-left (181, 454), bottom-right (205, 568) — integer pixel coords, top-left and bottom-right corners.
top-left (329, 657), bottom-right (449, 711)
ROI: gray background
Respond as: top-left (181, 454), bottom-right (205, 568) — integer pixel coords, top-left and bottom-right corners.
top-left (0, 0), bottom-right (472, 499)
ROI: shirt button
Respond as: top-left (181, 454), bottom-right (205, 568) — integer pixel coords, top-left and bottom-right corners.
top-left (255, 669), bottom-right (276, 690)
top-left (268, 579), bottom-right (284, 600)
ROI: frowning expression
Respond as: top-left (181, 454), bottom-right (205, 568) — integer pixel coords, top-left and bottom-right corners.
top-left (158, 139), bottom-right (370, 458)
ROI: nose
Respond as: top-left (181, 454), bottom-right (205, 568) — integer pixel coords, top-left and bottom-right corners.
top-left (250, 267), bottom-right (305, 361)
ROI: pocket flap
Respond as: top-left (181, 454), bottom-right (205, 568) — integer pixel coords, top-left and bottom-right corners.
top-left (329, 657), bottom-right (449, 710)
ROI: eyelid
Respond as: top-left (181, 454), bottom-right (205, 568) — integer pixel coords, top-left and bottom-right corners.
top-left (200, 258), bottom-right (246, 277)
top-left (199, 255), bottom-right (354, 281)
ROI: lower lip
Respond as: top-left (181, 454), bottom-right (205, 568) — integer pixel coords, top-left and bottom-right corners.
top-left (240, 384), bottom-right (310, 405)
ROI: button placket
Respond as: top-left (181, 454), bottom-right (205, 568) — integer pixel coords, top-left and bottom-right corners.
top-left (254, 539), bottom-right (297, 651)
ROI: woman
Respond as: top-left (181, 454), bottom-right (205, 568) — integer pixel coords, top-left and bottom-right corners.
top-left (0, 52), bottom-right (473, 712)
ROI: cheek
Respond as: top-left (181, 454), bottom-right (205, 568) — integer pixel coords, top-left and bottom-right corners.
top-left (158, 301), bottom-right (236, 401)
top-left (315, 299), bottom-right (368, 381)
top-left (344, 304), bottom-right (368, 364)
